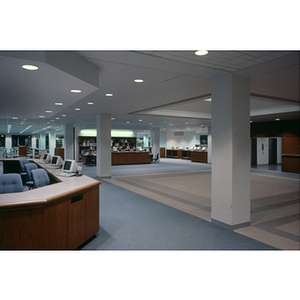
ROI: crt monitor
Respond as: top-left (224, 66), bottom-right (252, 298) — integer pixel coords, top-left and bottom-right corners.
top-left (42, 153), bottom-right (51, 163)
top-left (62, 160), bottom-right (82, 173)
top-left (50, 155), bottom-right (64, 166)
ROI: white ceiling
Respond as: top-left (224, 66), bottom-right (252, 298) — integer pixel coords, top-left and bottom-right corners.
top-left (0, 50), bottom-right (299, 136)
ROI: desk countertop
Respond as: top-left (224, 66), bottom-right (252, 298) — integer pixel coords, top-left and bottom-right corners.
top-left (0, 159), bottom-right (101, 211)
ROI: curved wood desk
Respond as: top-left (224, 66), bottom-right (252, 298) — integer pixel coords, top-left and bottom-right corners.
top-left (0, 159), bottom-right (101, 250)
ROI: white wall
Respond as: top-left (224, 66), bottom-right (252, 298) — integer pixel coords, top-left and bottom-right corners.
top-left (160, 131), bottom-right (167, 148)
top-left (167, 131), bottom-right (198, 149)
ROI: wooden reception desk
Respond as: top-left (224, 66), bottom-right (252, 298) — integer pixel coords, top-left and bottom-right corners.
top-left (111, 151), bottom-right (151, 165)
top-left (166, 149), bottom-right (208, 163)
top-left (0, 159), bottom-right (101, 250)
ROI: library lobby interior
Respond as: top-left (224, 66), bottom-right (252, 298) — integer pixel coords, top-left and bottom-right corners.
top-left (0, 50), bottom-right (299, 253)
top-left (0, 48), bottom-right (299, 300)
top-left (0, 51), bottom-right (300, 250)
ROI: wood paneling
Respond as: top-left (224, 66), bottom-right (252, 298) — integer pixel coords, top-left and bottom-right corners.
top-left (85, 188), bottom-right (100, 240)
top-left (160, 147), bottom-right (165, 157)
top-left (68, 195), bottom-right (86, 249)
top-left (282, 156), bottom-right (300, 173)
top-left (190, 151), bottom-right (208, 163)
top-left (44, 201), bottom-right (68, 250)
top-left (111, 152), bottom-right (150, 165)
top-left (0, 208), bottom-right (45, 249)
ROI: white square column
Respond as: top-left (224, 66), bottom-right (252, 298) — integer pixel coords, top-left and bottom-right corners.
top-left (96, 113), bottom-right (111, 178)
top-left (49, 129), bottom-right (56, 157)
top-left (211, 73), bottom-right (250, 230)
top-left (64, 123), bottom-right (73, 160)
top-left (152, 127), bottom-right (160, 156)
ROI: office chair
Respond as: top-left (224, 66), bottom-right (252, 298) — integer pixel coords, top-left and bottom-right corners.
top-left (86, 154), bottom-right (95, 166)
top-left (31, 169), bottom-right (50, 189)
top-left (24, 163), bottom-right (38, 188)
top-left (19, 159), bottom-right (29, 175)
top-left (152, 153), bottom-right (159, 163)
top-left (0, 174), bottom-right (23, 194)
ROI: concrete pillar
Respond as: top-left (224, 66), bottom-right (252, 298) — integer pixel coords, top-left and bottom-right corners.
top-left (5, 134), bottom-right (12, 152)
top-left (39, 133), bottom-right (46, 150)
top-left (64, 124), bottom-right (73, 160)
top-left (49, 129), bottom-right (56, 157)
top-left (96, 114), bottom-right (111, 177)
top-left (211, 73), bottom-right (250, 230)
top-left (152, 127), bottom-right (160, 156)
top-left (207, 126), bottom-right (212, 163)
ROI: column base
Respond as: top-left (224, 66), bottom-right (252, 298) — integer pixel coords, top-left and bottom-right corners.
top-left (211, 218), bottom-right (250, 231)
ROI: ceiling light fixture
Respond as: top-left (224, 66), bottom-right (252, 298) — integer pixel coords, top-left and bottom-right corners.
top-left (139, 119), bottom-right (142, 122)
top-left (204, 98), bottom-right (212, 102)
top-left (111, 117), bottom-right (115, 120)
top-left (7, 124), bottom-right (11, 133)
top-left (71, 89), bottom-right (81, 93)
top-left (12, 117), bottom-right (18, 119)
top-left (55, 102), bottom-right (63, 106)
top-left (45, 111), bottom-right (52, 113)
top-left (56, 117), bottom-right (60, 120)
top-left (106, 93), bottom-right (113, 97)
top-left (134, 79), bottom-right (143, 83)
top-left (39, 116), bottom-right (45, 118)
top-left (87, 102), bottom-right (94, 105)
top-left (22, 64), bottom-right (39, 70)
top-left (276, 118), bottom-right (280, 121)
top-left (75, 108), bottom-right (80, 111)
top-left (126, 121), bottom-right (130, 123)
top-left (195, 50), bottom-right (208, 56)
top-left (62, 114), bottom-right (66, 117)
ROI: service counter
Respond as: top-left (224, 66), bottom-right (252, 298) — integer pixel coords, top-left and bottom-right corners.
top-left (0, 159), bottom-right (101, 250)
top-left (111, 151), bottom-right (151, 165)
top-left (190, 151), bottom-right (208, 163)
top-left (166, 149), bottom-right (208, 163)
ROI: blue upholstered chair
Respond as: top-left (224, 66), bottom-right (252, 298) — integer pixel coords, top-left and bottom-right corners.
top-left (0, 174), bottom-right (23, 194)
top-left (31, 169), bottom-right (50, 189)
top-left (24, 163), bottom-right (38, 188)
top-left (19, 159), bottom-right (30, 175)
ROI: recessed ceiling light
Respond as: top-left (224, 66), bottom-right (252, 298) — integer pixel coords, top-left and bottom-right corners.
top-left (204, 98), bottom-right (212, 102)
top-left (46, 111), bottom-right (52, 113)
top-left (56, 117), bottom-right (60, 120)
top-left (22, 64), bottom-right (39, 70)
top-left (39, 116), bottom-right (45, 118)
top-left (149, 123), bottom-right (152, 125)
top-left (195, 50), bottom-right (208, 56)
top-left (62, 114), bottom-right (66, 117)
top-left (111, 117), bottom-right (115, 120)
top-left (126, 121), bottom-right (130, 123)
top-left (87, 102), bottom-right (94, 105)
top-left (185, 122), bottom-right (189, 124)
top-left (75, 108), bottom-right (80, 111)
top-left (55, 102), bottom-right (63, 106)
top-left (276, 118), bottom-right (280, 121)
top-left (71, 89), bottom-right (81, 93)
top-left (12, 117), bottom-right (18, 119)
top-left (139, 119), bottom-right (142, 122)
top-left (106, 93), bottom-right (113, 97)
top-left (134, 79), bottom-right (143, 83)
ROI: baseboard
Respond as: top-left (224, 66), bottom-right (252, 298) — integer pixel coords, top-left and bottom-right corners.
top-left (211, 218), bottom-right (250, 231)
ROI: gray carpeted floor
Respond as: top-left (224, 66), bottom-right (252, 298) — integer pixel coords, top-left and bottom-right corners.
top-left (78, 159), bottom-right (295, 250)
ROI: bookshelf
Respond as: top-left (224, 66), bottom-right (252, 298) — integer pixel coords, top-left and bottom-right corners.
top-left (111, 137), bottom-right (136, 150)
top-left (78, 136), bottom-right (97, 162)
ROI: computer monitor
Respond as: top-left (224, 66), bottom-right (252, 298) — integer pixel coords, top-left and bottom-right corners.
top-left (62, 159), bottom-right (82, 173)
top-left (50, 155), bottom-right (64, 166)
top-left (42, 153), bottom-right (51, 163)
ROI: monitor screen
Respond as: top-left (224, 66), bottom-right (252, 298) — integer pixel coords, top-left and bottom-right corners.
top-left (51, 156), bottom-right (58, 165)
top-left (63, 161), bottom-right (72, 171)
top-left (43, 154), bottom-right (48, 160)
